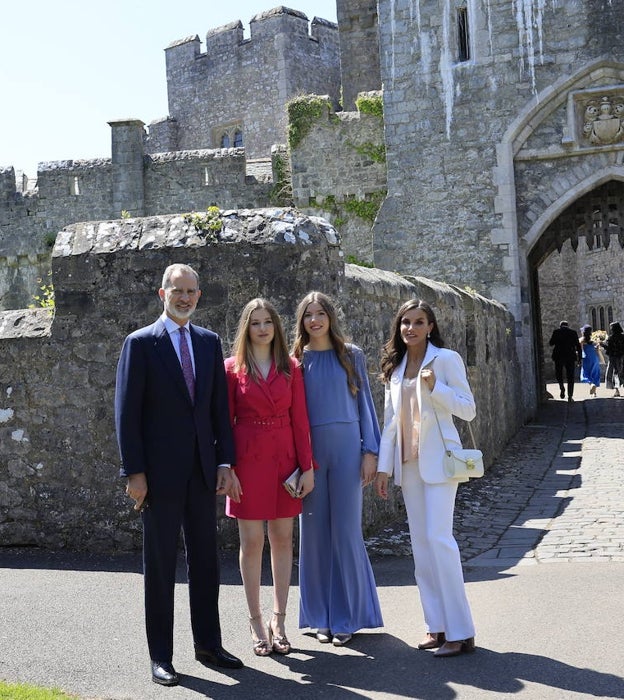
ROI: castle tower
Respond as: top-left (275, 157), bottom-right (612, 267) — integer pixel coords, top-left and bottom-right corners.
top-left (163, 7), bottom-right (340, 159)
top-left (370, 0), bottom-right (624, 408)
top-left (336, 0), bottom-right (381, 110)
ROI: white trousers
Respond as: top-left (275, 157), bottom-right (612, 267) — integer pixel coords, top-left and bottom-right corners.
top-left (401, 460), bottom-right (475, 641)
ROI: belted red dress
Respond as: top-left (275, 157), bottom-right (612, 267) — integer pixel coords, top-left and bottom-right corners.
top-left (224, 356), bottom-right (314, 519)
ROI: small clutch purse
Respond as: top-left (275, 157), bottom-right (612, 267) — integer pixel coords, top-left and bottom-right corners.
top-left (282, 468), bottom-right (302, 498)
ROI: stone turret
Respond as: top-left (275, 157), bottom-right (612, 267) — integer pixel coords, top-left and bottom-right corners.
top-left (109, 119), bottom-right (146, 218)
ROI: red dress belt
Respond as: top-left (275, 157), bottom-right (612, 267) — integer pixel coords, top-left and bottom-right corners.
top-left (235, 414), bottom-right (290, 428)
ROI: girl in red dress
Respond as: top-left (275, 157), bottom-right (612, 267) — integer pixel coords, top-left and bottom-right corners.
top-left (225, 298), bottom-right (314, 656)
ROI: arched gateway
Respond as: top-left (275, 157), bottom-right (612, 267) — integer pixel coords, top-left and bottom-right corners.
top-left (369, 0), bottom-right (624, 416)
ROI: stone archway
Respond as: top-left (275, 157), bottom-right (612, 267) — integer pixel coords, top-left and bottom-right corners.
top-left (528, 180), bottom-right (624, 392)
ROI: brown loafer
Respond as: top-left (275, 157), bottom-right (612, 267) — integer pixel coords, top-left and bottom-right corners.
top-left (434, 637), bottom-right (476, 657)
top-left (417, 632), bottom-right (445, 650)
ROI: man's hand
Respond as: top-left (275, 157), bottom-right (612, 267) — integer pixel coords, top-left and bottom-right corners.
top-left (126, 472), bottom-right (148, 511)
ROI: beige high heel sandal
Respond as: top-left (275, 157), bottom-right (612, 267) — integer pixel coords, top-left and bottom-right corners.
top-left (268, 611), bottom-right (291, 655)
top-left (249, 614), bottom-right (271, 657)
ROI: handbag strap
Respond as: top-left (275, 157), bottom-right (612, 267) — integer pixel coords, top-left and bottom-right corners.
top-left (426, 357), bottom-right (477, 450)
top-left (431, 401), bottom-right (477, 450)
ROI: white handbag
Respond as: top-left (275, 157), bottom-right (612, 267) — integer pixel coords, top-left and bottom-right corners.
top-left (432, 408), bottom-right (484, 480)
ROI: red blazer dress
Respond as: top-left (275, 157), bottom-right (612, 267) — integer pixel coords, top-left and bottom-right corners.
top-left (224, 356), bottom-right (314, 519)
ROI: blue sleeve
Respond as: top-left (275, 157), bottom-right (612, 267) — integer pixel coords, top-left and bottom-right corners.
top-left (352, 346), bottom-right (381, 454)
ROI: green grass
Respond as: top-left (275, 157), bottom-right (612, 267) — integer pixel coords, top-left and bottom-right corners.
top-left (0, 681), bottom-right (78, 699)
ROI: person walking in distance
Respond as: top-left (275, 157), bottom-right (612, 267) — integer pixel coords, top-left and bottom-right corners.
top-left (579, 324), bottom-right (601, 397)
top-left (602, 321), bottom-right (624, 398)
top-left (549, 320), bottom-right (582, 402)
top-left (115, 263), bottom-right (243, 686)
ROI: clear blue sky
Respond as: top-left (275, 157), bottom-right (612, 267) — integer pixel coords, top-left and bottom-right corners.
top-left (0, 0), bottom-right (337, 177)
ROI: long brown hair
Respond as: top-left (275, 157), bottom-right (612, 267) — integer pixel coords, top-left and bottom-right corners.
top-left (232, 298), bottom-right (291, 381)
top-left (292, 291), bottom-right (360, 396)
top-left (380, 299), bottom-right (445, 382)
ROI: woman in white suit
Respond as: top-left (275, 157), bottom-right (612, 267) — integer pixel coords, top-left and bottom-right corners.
top-left (375, 299), bottom-right (477, 657)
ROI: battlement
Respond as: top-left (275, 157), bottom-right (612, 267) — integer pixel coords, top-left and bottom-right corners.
top-left (166, 6), bottom-right (337, 60)
top-left (165, 6), bottom-right (340, 160)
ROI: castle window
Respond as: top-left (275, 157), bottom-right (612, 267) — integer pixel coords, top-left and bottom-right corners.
top-left (599, 307), bottom-right (606, 331)
top-left (70, 176), bottom-right (80, 196)
top-left (608, 306), bottom-right (614, 325)
top-left (591, 308), bottom-right (597, 329)
top-left (220, 133), bottom-right (230, 148)
top-left (234, 130), bottom-right (243, 147)
top-left (457, 7), bottom-right (470, 62)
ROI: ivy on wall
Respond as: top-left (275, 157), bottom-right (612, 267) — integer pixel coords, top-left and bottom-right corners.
top-left (287, 95), bottom-right (333, 149)
top-left (270, 151), bottom-right (293, 206)
top-left (309, 189), bottom-right (387, 226)
top-left (355, 93), bottom-right (384, 118)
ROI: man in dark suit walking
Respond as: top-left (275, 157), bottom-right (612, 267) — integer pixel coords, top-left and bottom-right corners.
top-left (115, 263), bottom-right (243, 686)
top-left (549, 320), bottom-right (582, 402)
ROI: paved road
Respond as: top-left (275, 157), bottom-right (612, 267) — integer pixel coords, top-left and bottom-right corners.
top-left (1, 382), bottom-right (623, 699)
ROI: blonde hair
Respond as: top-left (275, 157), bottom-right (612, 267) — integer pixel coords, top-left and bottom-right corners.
top-left (233, 298), bottom-right (291, 381)
top-left (292, 291), bottom-right (360, 396)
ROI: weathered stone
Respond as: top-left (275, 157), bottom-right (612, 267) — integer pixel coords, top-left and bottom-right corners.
top-left (0, 211), bottom-right (522, 551)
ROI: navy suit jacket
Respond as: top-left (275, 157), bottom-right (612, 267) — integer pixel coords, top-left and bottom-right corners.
top-left (115, 317), bottom-right (235, 495)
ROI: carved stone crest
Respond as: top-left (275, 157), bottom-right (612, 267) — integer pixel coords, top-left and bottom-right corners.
top-left (582, 95), bottom-right (624, 145)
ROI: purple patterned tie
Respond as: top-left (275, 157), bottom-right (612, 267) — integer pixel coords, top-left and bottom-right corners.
top-left (178, 326), bottom-right (195, 402)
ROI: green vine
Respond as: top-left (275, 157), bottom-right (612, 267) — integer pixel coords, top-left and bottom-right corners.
top-left (269, 152), bottom-right (293, 206)
top-left (349, 141), bottom-right (386, 164)
top-left (184, 206), bottom-right (222, 241)
top-left (343, 191), bottom-right (386, 223)
top-left (28, 272), bottom-right (55, 315)
top-left (356, 94), bottom-right (384, 118)
top-left (287, 95), bottom-right (332, 149)
top-left (306, 189), bottom-right (386, 226)
top-left (345, 255), bottom-right (374, 268)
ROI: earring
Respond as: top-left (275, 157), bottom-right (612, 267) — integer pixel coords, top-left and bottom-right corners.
top-left (427, 333), bottom-right (430, 339)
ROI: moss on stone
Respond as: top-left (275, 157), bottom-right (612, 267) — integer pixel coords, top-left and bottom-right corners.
top-left (287, 96), bottom-right (332, 149)
top-left (355, 94), bottom-right (384, 118)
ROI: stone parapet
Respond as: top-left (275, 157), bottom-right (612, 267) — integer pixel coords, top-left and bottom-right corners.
top-left (0, 211), bottom-right (523, 551)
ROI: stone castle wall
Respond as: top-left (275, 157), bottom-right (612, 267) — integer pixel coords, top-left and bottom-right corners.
top-left (290, 92), bottom-right (387, 264)
top-left (0, 210), bottom-right (522, 551)
top-left (0, 129), bottom-right (275, 309)
top-left (164, 7), bottom-right (341, 159)
top-left (371, 0), bottom-right (624, 414)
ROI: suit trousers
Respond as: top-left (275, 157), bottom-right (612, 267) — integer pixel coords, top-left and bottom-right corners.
top-left (554, 358), bottom-right (577, 397)
top-left (401, 460), bottom-right (475, 642)
top-left (142, 460), bottom-right (221, 661)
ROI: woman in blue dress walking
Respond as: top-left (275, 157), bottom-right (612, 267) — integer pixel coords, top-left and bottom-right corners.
top-left (580, 324), bottom-right (601, 396)
top-left (293, 291), bottom-right (383, 646)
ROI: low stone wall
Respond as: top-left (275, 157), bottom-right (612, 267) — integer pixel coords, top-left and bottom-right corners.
top-left (0, 210), bottom-right (522, 551)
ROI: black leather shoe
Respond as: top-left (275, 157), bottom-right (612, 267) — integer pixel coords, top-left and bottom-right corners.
top-left (151, 660), bottom-right (179, 686)
top-left (195, 647), bottom-right (244, 669)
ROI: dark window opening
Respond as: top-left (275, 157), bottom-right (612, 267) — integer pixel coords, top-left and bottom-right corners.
top-left (234, 130), bottom-right (243, 147)
top-left (457, 8), bottom-right (470, 62)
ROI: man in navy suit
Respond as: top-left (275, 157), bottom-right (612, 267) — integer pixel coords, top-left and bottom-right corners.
top-left (549, 320), bottom-right (582, 402)
top-left (115, 263), bottom-right (243, 686)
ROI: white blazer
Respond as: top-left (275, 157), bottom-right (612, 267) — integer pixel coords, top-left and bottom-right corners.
top-left (377, 344), bottom-right (476, 485)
